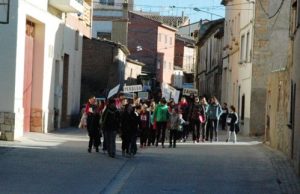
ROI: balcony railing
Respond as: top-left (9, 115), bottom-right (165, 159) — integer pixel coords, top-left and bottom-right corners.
top-left (49, 0), bottom-right (84, 13)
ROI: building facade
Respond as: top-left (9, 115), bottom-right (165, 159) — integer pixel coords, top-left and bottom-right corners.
top-left (196, 19), bottom-right (224, 100)
top-left (221, 0), bottom-right (241, 120)
top-left (173, 34), bottom-right (196, 89)
top-left (81, 38), bottom-right (129, 103)
top-left (92, 0), bottom-right (133, 45)
top-left (291, 0), bottom-right (300, 174)
top-left (264, 0), bottom-right (293, 159)
top-left (0, 0), bottom-right (92, 140)
top-left (222, 0), bottom-right (271, 136)
top-left (127, 11), bottom-right (176, 85)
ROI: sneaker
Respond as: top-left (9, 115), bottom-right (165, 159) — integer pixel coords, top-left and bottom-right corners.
top-left (173, 144), bottom-right (176, 148)
top-left (88, 148), bottom-right (91, 153)
top-left (95, 148), bottom-right (99, 152)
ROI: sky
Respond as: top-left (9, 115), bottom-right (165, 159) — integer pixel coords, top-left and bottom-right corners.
top-left (134, 0), bottom-right (225, 23)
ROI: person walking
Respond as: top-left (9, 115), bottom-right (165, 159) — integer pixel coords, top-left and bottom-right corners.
top-left (120, 98), bottom-right (131, 156)
top-left (102, 98), bottom-right (120, 158)
top-left (201, 97), bottom-right (209, 142)
top-left (85, 96), bottom-right (101, 153)
top-left (178, 97), bottom-right (189, 142)
top-left (206, 96), bottom-right (223, 142)
top-left (188, 96), bottom-right (206, 143)
top-left (128, 104), bottom-right (142, 156)
top-left (139, 104), bottom-right (150, 148)
top-left (154, 98), bottom-right (169, 148)
top-left (220, 103), bottom-right (229, 130)
top-left (148, 101), bottom-right (156, 146)
top-left (226, 105), bottom-right (239, 143)
top-left (168, 107), bottom-right (185, 148)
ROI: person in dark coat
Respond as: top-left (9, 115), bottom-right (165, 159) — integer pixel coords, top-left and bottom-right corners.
top-left (102, 98), bottom-right (120, 158)
top-left (139, 104), bottom-right (150, 148)
top-left (188, 96), bottom-right (206, 143)
top-left (85, 96), bottom-right (101, 153)
top-left (120, 99), bottom-right (133, 156)
top-left (128, 104), bottom-right (142, 157)
top-left (226, 105), bottom-right (239, 143)
top-left (220, 103), bottom-right (229, 130)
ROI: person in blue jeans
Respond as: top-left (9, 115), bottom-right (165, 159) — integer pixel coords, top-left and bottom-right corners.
top-left (206, 96), bottom-right (223, 142)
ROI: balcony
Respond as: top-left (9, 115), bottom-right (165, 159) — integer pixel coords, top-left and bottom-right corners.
top-left (49, 0), bottom-right (84, 13)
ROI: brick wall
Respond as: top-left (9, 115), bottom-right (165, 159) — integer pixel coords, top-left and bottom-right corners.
top-left (128, 12), bottom-right (158, 75)
top-left (81, 38), bottom-right (120, 103)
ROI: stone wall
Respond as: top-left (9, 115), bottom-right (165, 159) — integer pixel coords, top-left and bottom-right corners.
top-left (0, 112), bottom-right (15, 141)
top-left (30, 108), bottom-right (43, 132)
top-left (266, 71), bottom-right (292, 157)
top-left (250, 0), bottom-right (271, 136)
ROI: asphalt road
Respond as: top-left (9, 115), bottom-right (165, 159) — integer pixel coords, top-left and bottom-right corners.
top-left (0, 128), bottom-right (299, 194)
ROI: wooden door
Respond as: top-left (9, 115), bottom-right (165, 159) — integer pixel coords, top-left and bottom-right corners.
top-left (23, 21), bottom-right (34, 132)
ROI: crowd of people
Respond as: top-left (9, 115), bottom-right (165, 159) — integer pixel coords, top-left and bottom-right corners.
top-left (78, 93), bottom-right (240, 158)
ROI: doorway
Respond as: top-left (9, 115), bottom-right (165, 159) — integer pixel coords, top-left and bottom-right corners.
top-left (61, 54), bottom-right (69, 127)
top-left (23, 20), bottom-right (34, 132)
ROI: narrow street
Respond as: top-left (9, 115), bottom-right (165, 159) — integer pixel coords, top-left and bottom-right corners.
top-left (1, 128), bottom-right (299, 194)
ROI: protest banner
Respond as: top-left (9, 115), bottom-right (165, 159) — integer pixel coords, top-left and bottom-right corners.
top-left (123, 85), bottom-right (143, 93)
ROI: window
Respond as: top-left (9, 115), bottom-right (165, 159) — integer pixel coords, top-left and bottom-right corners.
top-left (99, 0), bottom-right (114, 6)
top-left (289, 80), bottom-right (297, 129)
top-left (291, 0), bottom-right (298, 33)
top-left (96, 32), bottom-right (111, 40)
top-left (246, 32), bottom-right (250, 62)
top-left (158, 33), bottom-right (161, 42)
top-left (75, 30), bottom-right (79, 51)
top-left (240, 35), bottom-right (245, 62)
top-left (298, 0), bottom-right (300, 27)
top-left (165, 35), bottom-right (168, 44)
top-left (169, 37), bottom-right (172, 45)
top-left (241, 94), bottom-right (245, 121)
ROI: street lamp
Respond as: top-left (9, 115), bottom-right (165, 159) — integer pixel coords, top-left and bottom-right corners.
top-left (193, 7), bottom-right (223, 20)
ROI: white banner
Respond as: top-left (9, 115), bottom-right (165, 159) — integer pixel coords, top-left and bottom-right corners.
top-left (182, 88), bottom-right (198, 96)
top-left (107, 84), bottom-right (120, 99)
top-left (138, 92), bottom-right (149, 100)
top-left (161, 83), bottom-right (180, 103)
top-left (123, 85), bottom-right (143, 93)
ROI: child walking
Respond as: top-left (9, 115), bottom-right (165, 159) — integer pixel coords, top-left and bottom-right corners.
top-left (169, 107), bottom-right (185, 148)
top-left (226, 105), bottom-right (239, 143)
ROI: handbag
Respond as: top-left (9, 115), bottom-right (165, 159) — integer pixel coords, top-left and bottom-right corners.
top-left (199, 115), bottom-right (206, 123)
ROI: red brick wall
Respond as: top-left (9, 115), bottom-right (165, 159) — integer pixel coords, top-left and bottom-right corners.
top-left (128, 12), bottom-right (158, 75)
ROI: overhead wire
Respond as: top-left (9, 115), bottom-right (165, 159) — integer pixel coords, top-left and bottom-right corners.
top-left (258, 0), bottom-right (284, 19)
